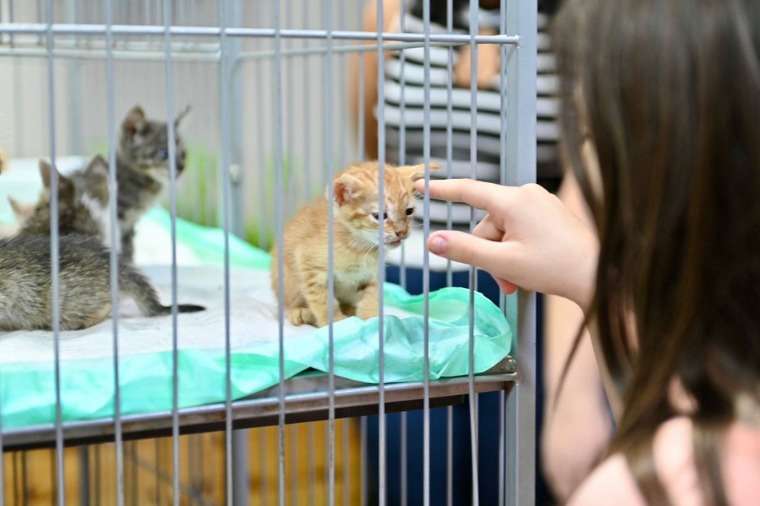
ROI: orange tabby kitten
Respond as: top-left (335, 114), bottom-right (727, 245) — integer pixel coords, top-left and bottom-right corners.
top-left (272, 161), bottom-right (437, 327)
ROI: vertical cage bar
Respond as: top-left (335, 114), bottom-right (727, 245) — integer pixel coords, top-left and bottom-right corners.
top-left (255, 56), bottom-right (268, 249)
top-left (421, 0), bottom-right (432, 505)
top-left (307, 423), bottom-right (316, 506)
top-left (79, 447), bottom-right (87, 506)
top-left (498, 3), bottom-right (509, 506)
top-left (506, 0), bottom-right (537, 504)
top-left (284, 0), bottom-right (294, 209)
top-left (153, 439), bottom-right (161, 505)
top-left (20, 451), bottom-right (28, 506)
top-left (499, 390), bottom-right (506, 506)
top-left (375, 0), bottom-right (387, 504)
top-left (445, 0), bottom-right (454, 288)
top-left (445, 1), bottom-right (455, 502)
top-left (0, 19), bottom-right (5, 482)
top-left (7, 0), bottom-right (14, 47)
top-left (356, 8), bottom-right (368, 506)
top-left (357, 35), bottom-right (369, 506)
top-left (65, 0), bottom-right (82, 157)
top-left (357, 34), bottom-right (365, 161)
top-left (399, 414), bottom-right (407, 506)
top-left (44, 0), bottom-right (65, 503)
top-left (467, 1), bottom-right (481, 504)
top-left (397, 0), bottom-right (408, 466)
top-left (273, 0), bottom-right (288, 505)
top-left (129, 443), bottom-right (138, 506)
top-left (104, 0), bottom-right (125, 503)
top-left (160, 0), bottom-right (181, 504)
top-left (218, 0), bottom-right (235, 504)
top-left (12, 453), bottom-right (18, 506)
top-left (342, 420), bottom-right (350, 506)
top-left (446, 406), bottom-right (453, 506)
top-left (323, 0), bottom-right (337, 504)
top-left (360, 416), bottom-right (367, 506)
top-left (290, 426), bottom-right (298, 506)
top-left (301, 0), bottom-right (311, 199)
top-left (259, 427), bottom-right (269, 505)
top-left (0, 322), bottom-right (3, 504)
top-left (397, 0), bottom-right (407, 292)
top-left (337, 0), bottom-right (346, 168)
top-left (233, 431), bottom-right (249, 506)
top-left (228, 0), bottom-right (246, 240)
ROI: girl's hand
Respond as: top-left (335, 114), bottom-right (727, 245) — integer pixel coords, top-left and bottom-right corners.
top-left (415, 179), bottom-right (598, 310)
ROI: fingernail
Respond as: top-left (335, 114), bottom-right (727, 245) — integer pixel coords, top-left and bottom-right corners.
top-left (429, 235), bottom-right (447, 254)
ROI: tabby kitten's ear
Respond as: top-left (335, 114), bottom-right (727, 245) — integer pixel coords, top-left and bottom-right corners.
top-left (38, 160), bottom-right (74, 196)
top-left (83, 155), bottom-right (110, 204)
top-left (84, 155), bottom-right (109, 177)
top-left (122, 105), bottom-right (147, 136)
top-left (333, 173), bottom-right (364, 207)
top-left (7, 196), bottom-right (33, 222)
top-left (398, 161), bottom-right (441, 182)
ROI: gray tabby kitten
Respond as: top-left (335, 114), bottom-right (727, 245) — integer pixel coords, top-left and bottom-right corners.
top-left (0, 234), bottom-right (203, 331)
top-left (117, 104), bottom-right (190, 261)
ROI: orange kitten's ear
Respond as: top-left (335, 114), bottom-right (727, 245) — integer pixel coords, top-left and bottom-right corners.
top-left (333, 173), bottom-right (363, 206)
top-left (398, 161), bottom-right (441, 181)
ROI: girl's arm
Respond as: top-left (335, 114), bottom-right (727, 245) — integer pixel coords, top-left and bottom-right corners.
top-left (541, 173), bottom-right (613, 501)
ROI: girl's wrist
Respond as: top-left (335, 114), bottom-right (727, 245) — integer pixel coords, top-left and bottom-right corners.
top-left (567, 228), bottom-right (598, 313)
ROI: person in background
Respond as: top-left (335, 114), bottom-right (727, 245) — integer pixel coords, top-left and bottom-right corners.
top-left (349, 1), bottom-right (608, 504)
top-left (420, 0), bottom-right (760, 503)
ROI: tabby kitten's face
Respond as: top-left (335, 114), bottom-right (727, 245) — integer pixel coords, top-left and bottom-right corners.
top-left (333, 162), bottom-right (436, 248)
top-left (119, 105), bottom-right (189, 176)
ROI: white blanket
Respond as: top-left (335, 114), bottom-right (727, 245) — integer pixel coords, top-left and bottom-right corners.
top-left (0, 266), bottom-right (410, 364)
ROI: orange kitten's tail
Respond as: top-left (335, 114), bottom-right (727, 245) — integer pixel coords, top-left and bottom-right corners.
top-left (0, 149), bottom-right (7, 174)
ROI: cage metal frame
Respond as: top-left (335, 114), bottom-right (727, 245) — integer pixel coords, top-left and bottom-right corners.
top-left (0, 0), bottom-right (537, 504)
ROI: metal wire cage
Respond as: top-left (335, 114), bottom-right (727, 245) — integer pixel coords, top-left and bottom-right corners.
top-left (0, 0), bottom-right (537, 504)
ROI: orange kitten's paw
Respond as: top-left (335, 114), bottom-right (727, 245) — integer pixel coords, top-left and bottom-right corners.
top-left (287, 307), bottom-right (316, 326)
top-left (357, 306), bottom-right (378, 320)
top-left (315, 310), bottom-right (348, 328)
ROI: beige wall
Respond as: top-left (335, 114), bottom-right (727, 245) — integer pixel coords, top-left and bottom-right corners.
top-left (0, 0), bottom-right (364, 244)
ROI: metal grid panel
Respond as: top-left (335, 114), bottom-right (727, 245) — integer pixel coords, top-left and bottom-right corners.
top-left (0, 0), bottom-right (535, 503)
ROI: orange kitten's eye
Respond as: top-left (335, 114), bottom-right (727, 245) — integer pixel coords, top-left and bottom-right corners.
top-left (371, 212), bottom-right (388, 221)
top-left (405, 208), bottom-right (414, 216)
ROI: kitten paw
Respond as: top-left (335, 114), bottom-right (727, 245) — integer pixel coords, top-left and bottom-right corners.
top-left (287, 307), bottom-right (317, 326)
top-left (357, 306), bottom-right (378, 320)
top-left (315, 310), bottom-right (348, 327)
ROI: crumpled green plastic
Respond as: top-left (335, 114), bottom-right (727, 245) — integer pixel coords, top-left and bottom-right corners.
top-left (0, 209), bottom-right (511, 429)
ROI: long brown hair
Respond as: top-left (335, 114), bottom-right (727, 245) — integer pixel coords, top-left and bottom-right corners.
top-left (554, 0), bottom-right (760, 503)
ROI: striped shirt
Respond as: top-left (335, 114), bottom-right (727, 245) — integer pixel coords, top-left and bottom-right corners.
top-left (381, 3), bottom-right (560, 270)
